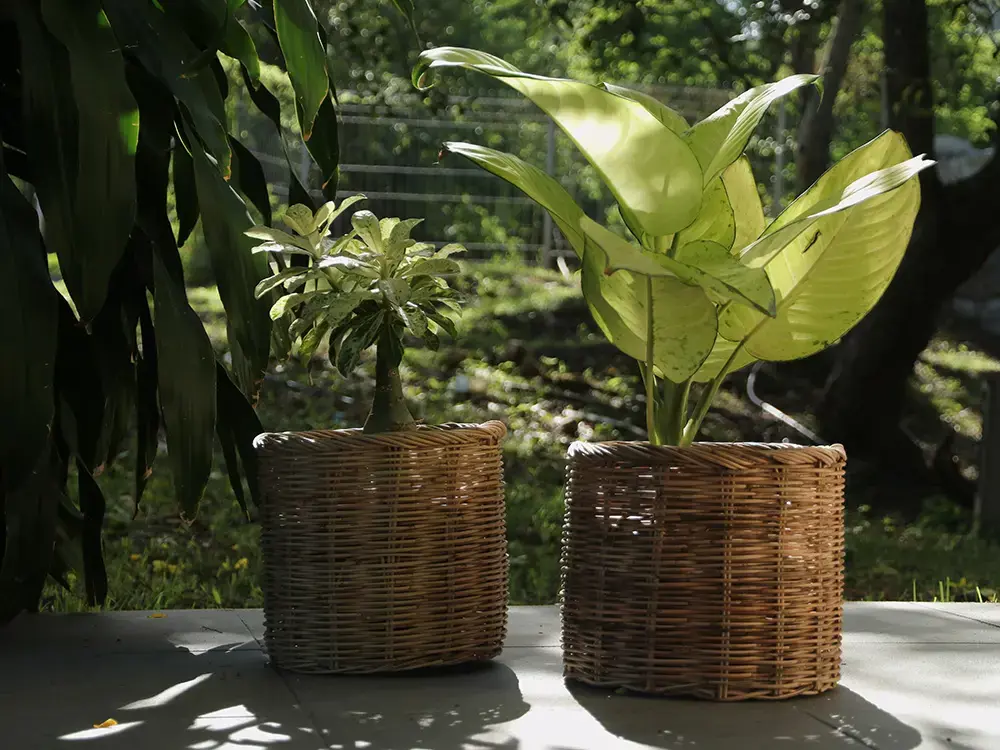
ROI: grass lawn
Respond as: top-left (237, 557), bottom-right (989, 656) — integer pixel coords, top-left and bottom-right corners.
top-left (41, 260), bottom-right (1000, 611)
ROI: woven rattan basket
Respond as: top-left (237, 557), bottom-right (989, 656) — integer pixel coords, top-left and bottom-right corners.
top-left (254, 421), bottom-right (508, 674)
top-left (561, 441), bottom-right (846, 701)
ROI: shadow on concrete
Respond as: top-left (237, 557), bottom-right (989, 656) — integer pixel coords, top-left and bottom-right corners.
top-left (567, 681), bottom-right (923, 750)
top-left (0, 613), bottom-right (529, 750)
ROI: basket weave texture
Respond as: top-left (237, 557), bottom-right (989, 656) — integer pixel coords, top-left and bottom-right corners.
top-left (255, 421), bottom-right (508, 674)
top-left (561, 441), bottom-right (846, 700)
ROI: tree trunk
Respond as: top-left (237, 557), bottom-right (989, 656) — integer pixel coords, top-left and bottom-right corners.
top-left (817, 0), bottom-right (1000, 511)
top-left (363, 326), bottom-right (415, 434)
top-left (795, 0), bottom-right (864, 192)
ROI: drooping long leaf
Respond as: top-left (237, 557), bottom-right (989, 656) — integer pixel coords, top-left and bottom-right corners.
top-left (273, 0), bottom-right (330, 140)
top-left (230, 135), bottom-right (273, 226)
top-left (215, 363), bottom-right (265, 514)
top-left (0, 165), bottom-right (58, 493)
top-left (0, 448), bottom-right (60, 623)
top-left (134, 292), bottom-right (159, 513)
top-left (76, 461), bottom-right (107, 606)
top-left (303, 92), bottom-right (340, 198)
top-left (685, 74), bottom-right (820, 185)
top-left (103, 0), bottom-right (232, 178)
top-left (443, 142), bottom-right (587, 255)
top-left (240, 64), bottom-right (316, 211)
top-left (721, 130), bottom-right (930, 362)
top-left (173, 142), bottom-right (200, 248)
top-left (186, 132), bottom-right (272, 397)
top-left (152, 253), bottom-right (216, 519)
top-left (416, 48), bottom-right (703, 237)
top-left (39, 0), bottom-right (139, 323)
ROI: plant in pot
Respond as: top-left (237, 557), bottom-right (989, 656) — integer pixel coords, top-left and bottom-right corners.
top-left (414, 48), bottom-right (932, 699)
top-left (248, 198), bottom-right (508, 674)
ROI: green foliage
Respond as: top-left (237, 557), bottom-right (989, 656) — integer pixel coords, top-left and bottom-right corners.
top-left (417, 48), bottom-right (932, 445)
top-left (247, 198), bottom-right (466, 432)
top-left (0, 0), bottom-right (409, 620)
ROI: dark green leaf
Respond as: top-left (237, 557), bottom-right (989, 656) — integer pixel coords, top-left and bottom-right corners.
top-left (273, 0), bottom-right (330, 140)
top-left (0, 447), bottom-right (60, 623)
top-left (152, 252), bottom-right (216, 519)
top-left (424, 307), bottom-right (458, 339)
top-left (239, 64), bottom-right (315, 211)
top-left (230, 136), bottom-right (272, 226)
top-left (103, 0), bottom-right (232, 177)
top-left (39, 0), bottom-right (138, 323)
top-left (216, 363), bottom-right (264, 514)
top-left (134, 294), bottom-right (159, 514)
top-left (187, 131), bottom-right (271, 397)
top-left (299, 318), bottom-right (331, 360)
top-left (337, 311), bottom-right (383, 375)
top-left (0, 163), bottom-right (58, 493)
top-left (76, 461), bottom-right (107, 606)
top-left (173, 141), bottom-right (199, 248)
top-left (302, 92), bottom-right (340, 198)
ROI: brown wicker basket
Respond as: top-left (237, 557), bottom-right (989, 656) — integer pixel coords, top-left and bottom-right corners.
top-left (561, 441), bottom-right (846, 701)
top-left (254, 421), bottom-right (508, 674)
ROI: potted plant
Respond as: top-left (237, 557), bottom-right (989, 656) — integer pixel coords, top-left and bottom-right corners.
top-left (414, 48), bottom-right (931, 699)
top-left (248, 198), bottom-right (508, 674)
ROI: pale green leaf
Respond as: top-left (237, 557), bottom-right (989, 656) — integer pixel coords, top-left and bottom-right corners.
top-left (601, 83), bottom-right (689, 133)
top-left (443, 141), bottom-right (587, 256)
top-left (434, 243), bottom-right (467, 258)
top-left (417, 47), bottom-right (703, 236)
top-left (352, 210), bottom-right (383, 252)
top-left (379, 277), bottom-right (410, 307)
top-left (673, 175), bottom-right (735, 250)
top-left (685, 74), bottom-right (820, 184)
top-left (580, 236), bottom-right (717, 382)
top-left (402, 258), bottom-right (462, 278)
top-left (270, 292), bottom-right (313, 321)
top-left (722, 157), bottom-right (766, 252)
top-left (282, 204), bottom-right (314, 235)
top-left (720, 130), bottom-right (928, 361)
top-left (245, 226), bottom-right (315, 254)
top-left (254, 267), bottom-right (311, 298)
top-left (674, 240), bottom-right (775, 316)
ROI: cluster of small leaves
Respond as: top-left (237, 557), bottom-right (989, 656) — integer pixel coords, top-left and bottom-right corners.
top-left (246, 197), bottom-right (465, 375)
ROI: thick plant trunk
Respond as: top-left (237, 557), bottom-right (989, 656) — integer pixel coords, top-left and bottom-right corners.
top-left (817, 0), bottom-right (1000, 511)
top-left (363, 327), bottom-right (415, 434)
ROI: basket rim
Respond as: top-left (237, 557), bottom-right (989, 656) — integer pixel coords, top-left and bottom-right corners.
top-left (253, 420), bottom-right (507, 453)
top-left (567, 440), bottom-right (846, 467)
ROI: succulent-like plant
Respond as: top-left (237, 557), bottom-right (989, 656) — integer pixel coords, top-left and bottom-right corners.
top-left (246, 198), bottom-right (465, 433)
top-left (414, 47), bottom-right (934, 446)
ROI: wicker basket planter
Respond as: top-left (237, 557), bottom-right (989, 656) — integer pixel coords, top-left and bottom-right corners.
top-left (561, 440), bottom-right (846, 701)
top-left (254, 420), bottom-right (508, 674)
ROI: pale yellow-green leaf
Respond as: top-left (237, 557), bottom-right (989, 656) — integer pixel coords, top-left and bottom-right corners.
top-left (673, 175), bottom-right (735, 249)
top-left (416, 47), bottom-right (703, 236)
top-left (580, 239), bottom-right (717, 382)
top-left (721, 157), bottom-right (765, 252)
top-left (720, 130), bottom-right (926, 361)
top-left (600, 83), bottom-right (689, 133)
top-left (685, 74), bottom-right (820, 184)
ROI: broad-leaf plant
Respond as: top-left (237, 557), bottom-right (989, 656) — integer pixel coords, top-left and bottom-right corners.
top-left (247, 199), bottom-right (465, 433)
top-left (414, 48), bottom-right (933, 446)
top-left (0, 0), bottom-right (410, 621)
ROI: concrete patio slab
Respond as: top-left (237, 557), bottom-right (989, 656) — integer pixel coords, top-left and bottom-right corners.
top-left (1, 604), bottom-right (997, 750)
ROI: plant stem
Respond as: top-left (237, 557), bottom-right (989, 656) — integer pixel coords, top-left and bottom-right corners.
top-left (667, 231), bottom-right (681, 258)
top-left (645, 276), bottom-right (657, 445)
top-left (364, 326), bottom-right (416, 433)
top-left (680, 341), bottom-right (748, 446)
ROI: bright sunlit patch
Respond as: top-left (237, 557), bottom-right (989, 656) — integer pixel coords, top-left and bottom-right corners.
top-left (188, 708), bottom-right (292, 746)
top-left (59, 721), bottom-right (142, 741)
top-left (122, 673), bottom-right (213, 710)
